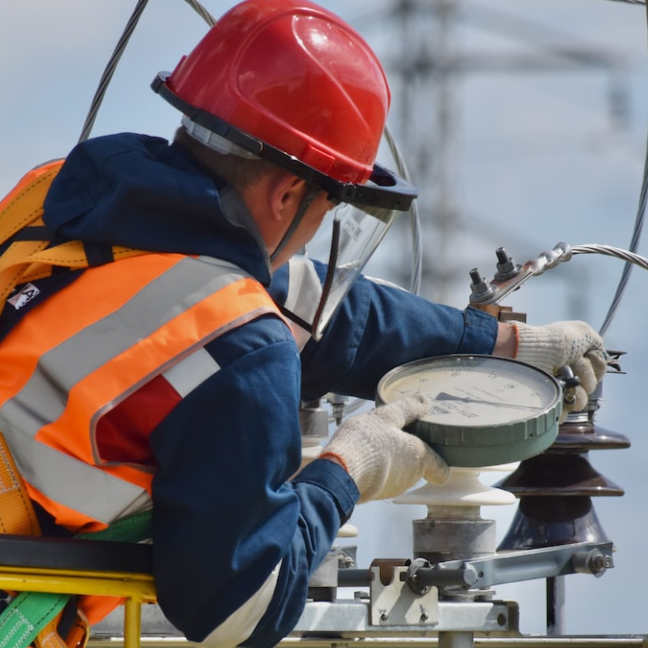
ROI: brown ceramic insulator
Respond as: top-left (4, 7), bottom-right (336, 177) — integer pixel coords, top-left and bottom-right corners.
top-left (496, 453), bottom-right (625, 497)
top-left (550, 420), bottom-right (630, 453)
top-left (497, 496), bottom-right (611, 550)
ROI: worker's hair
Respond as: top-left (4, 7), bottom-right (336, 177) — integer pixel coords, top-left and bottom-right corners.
top-left (173, 126), bottom-right (279, 192)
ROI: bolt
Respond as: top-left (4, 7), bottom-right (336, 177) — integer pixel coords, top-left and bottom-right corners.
top-left (469, 268), bottom-right (495, 302)
top-left (590, 553), bottom-right (612, 573)
top-left (494, 247), bottom-right (519, 280)
top-left (339, 555), bottom-right (355, 568)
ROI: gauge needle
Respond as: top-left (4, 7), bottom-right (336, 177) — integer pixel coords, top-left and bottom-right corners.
top-left (434, 391), bottom-right (544, 411)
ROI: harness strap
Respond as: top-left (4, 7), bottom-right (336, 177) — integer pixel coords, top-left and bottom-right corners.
top-left (0, 431), bottom-right (72, 648)
top-left (0, 162), bottom-right (60, 244)
top-left (0, 160), bottom-right (146, 317)
top-left (0, 432), bottom-right (40, 536)
top-left (33, 614), bottom-right (70, 648)
top-left (75, 511), bottom-right (151, 543)
top-left (0, 592), bottom-right (70, 648)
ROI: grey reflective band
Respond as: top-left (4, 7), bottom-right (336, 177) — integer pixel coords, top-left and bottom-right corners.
top-left (162, 349), bottom-right (220, 399)
top-left (0, 256), bottom-right (260, 523)
top-left (6, 436), bottom-right (150, 524)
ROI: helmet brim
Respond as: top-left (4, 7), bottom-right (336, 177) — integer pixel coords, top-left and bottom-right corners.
top-left (153, 72), bottom-right (418, 212)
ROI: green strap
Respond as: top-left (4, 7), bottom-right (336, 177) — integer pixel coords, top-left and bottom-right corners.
top-left (75, 509), bottom-right (152, 543)
top-left (0, 509), bottom-right (153, 648)
top-left (0, 592), bottom-right (68, 648)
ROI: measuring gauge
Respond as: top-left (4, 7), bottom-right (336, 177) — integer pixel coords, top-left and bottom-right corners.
top-left (376, 355), bottom-right (562, 467)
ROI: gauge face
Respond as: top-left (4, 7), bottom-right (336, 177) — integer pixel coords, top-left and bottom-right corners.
top-left (378, 355), bottom-right (560, 427)
top-left (376, 355), bottom-right (563, 466)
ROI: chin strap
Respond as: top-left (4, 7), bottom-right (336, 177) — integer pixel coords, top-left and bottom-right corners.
top-left (269, 185), bottom-right (319, 264)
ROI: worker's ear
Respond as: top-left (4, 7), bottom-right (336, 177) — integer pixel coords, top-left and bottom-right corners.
top-left (268, 173), bottom-right (308, 222)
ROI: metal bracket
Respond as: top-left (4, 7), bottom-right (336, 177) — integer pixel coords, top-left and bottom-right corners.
top-left (369, 564), bottom-right (439, 626)
top-left (410, 541), bottom-right (614, 592)
top-left (469, 242), bottom-right (572, 306)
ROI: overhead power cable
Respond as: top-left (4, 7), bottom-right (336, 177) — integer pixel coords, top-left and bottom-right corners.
top-left (597, 0), bottom-right (648, 337)
top-left (78, 0), bottom-right (215, 144)
top-left (78, 0), bottom-right (150, 143)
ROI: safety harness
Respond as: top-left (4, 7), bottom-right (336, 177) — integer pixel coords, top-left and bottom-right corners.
top-left (0, 159), bottom-right (146, 317)
top-left (0, 162), bottom-right (152, 648)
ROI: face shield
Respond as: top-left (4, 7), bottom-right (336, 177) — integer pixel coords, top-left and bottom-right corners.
top-left (305, 190), bottom-right (404, 339)
top-left (270, 156), bottom-right (415, 341)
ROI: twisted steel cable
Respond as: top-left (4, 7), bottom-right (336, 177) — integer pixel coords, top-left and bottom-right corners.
top-left (594, 0), bottom-right (648, 337)
top-left (571, 244), bottom-right (648, 270)
top-left (78, 0), bottom-right (215, 143)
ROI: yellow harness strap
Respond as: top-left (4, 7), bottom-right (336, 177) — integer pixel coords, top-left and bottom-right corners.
top-left (0, 160), bottom-right (145, 316)
top-left (0, 430), bottom-right (87, 648)
top-left (0, 431), bottom-right (40, 537)
top-left (33, 616), bottom-right (70, 648)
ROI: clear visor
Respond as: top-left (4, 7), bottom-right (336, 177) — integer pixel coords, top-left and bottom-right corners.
top-left (305, 201), bottom-right (401, 340)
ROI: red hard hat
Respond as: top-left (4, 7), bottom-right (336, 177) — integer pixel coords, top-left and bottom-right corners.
top-left (157, 0), bottom-right (390, 184)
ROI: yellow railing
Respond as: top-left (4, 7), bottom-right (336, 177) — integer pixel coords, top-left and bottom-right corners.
top-left (0, 535), bottom-right (156, 648)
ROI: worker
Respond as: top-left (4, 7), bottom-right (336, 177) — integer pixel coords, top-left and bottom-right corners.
top-left (0, 0), bottom-right (606, 647)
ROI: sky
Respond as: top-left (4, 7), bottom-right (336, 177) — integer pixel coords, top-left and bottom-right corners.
top-left (1, 0), bottom-right (648, 640)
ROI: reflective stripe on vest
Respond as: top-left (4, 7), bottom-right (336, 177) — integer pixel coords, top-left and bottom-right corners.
top-left (0, 252), bottom-right (284, 530)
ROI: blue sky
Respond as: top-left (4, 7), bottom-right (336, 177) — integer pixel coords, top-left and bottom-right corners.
top-left (2, 0), bottom-right (648, 638)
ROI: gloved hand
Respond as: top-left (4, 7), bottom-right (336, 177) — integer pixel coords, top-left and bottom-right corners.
top-left (513, 320), bottom-right (607, 417)
top-left (320, 394), bottom-right (450, 503)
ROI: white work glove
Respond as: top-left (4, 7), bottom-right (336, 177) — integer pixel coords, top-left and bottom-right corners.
top-left (321, 395), bottom-right (450, 504)
top-left (513, 320), bottom-right (607, 417)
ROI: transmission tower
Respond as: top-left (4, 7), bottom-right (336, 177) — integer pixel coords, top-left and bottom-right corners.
top-left (367, 0), bottom-right (629, 305)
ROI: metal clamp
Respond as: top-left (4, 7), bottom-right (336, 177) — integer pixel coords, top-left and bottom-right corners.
top-left (469, 242), bottom-right (573, 306)
top-left (369, 561), bottom-right (439, 626)
top-left (408, 541), bottom-right (614, 592)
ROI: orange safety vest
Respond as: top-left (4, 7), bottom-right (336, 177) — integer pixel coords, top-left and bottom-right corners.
top-left (0, 160), bottom-right (294, 640)
top-left (0, 252), bottom-right (285, 533)
top-left (0, 160), bottom-right (298, 634)
top-left (0, 254), bottom-right (289, 628)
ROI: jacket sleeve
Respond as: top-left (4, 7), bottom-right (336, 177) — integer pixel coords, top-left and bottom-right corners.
top-left (268, 259), bottom-right (499, 400)
top-left (148, 315), bottom-right (358, 648)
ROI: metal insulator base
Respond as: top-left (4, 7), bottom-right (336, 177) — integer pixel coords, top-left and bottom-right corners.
top-left (413, 517), bottom-right (497, 563)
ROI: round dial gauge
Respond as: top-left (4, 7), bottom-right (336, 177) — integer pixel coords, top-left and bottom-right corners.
top-left (376, 355), bottom-right (562, 467)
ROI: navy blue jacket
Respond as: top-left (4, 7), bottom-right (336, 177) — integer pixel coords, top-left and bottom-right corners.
top-left (10, 133), bottom-right (498, 647)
